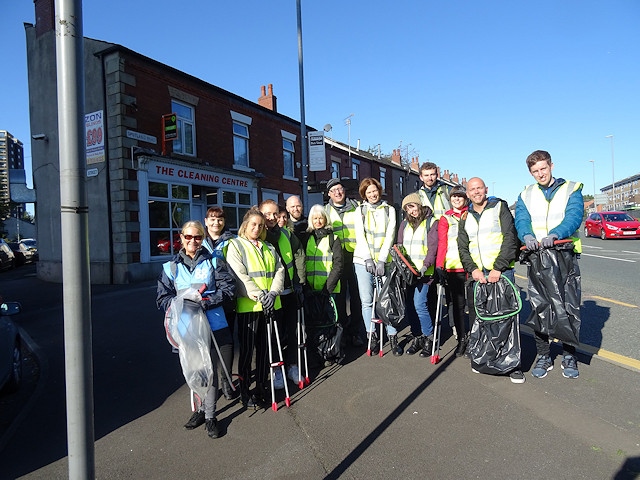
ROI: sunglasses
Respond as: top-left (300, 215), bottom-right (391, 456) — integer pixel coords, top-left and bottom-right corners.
top-left (182, 234), bottom-right (203, 241)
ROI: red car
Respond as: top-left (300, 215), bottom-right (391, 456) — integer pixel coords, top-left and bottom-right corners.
top-left (584, 211), bottom-right (640, 240)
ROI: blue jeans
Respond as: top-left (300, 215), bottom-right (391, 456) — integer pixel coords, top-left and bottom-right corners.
top-left (354, 263), bottom-right (397, 336)
top-left (405, 281), bottom-right (433, 337)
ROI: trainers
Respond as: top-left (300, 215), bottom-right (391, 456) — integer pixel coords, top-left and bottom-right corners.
top-left (471, 367), bottom-right (479, 374)
top-left (287, 364), bottom-right (300, 383)
top-left (272, 369), bottom-right (285, 389)
top-left (561, 354), bottom-right (579, 379)
top-left (531, 355), bottom-right (554, 378)
top-left (205, 418), bottom-right (220, 438)
top-left (509, 370), bottom-right (526, 384)
top-left (184, 410), bottom-right (205, 430)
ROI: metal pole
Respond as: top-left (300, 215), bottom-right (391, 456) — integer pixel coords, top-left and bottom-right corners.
top-left (589, 160), bottom-right (596, 211)
top-left (606, 135), bottom-right (615, 209)
top-left (296, 0), bottom-right (309, 213)
top-left (55, 0), bottom-right (95, 478)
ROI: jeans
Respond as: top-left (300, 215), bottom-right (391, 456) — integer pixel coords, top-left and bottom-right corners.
top-left (354, 263), bottom-right (397, 336)
top-left (405, 281), bottom-right (432, 337)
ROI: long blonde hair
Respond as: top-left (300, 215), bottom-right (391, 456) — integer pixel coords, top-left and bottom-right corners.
top-left (237, 208), bottom-right (266, 241)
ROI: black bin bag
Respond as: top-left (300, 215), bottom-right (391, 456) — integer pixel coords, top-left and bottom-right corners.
top-left (377, 245), bottom-right (420, 329)
top-left (519, 243), bottom-right (581, 347)
top-left (304, 291), bottom-right (343, 364)
top-left (467, 276), bottom-right (522, 375)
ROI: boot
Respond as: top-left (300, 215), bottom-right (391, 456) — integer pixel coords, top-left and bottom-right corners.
top-left (405, 335), bottom-right (425, 355)
top-left (367, 331), bottom-right (380, 355)
top-left (455, 337), bottom-right (469, 358)
top-left (419, 335), bottom-right (434, 358)
top-left (389, 335), bottom-right (403, 356)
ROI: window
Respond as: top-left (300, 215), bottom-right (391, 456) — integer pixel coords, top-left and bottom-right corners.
top-left (379, 168), bottom-right (386, 192)
top-left (331, 161), bottom-right (340, 179)
top-left (399, 176), bottom-right (405, 197)
top-left (148, 181), bottom-right (191, 257)
top-left (171, 100), bottom-right (195, 156)
top-left (220, 190), bottom-right (253, 231)
top-left (282, 130), bottom-right (296, 178)
top-left (231, 111), bottom-right (253, 169)
top-left (351, 159), bottom-right (359, 180)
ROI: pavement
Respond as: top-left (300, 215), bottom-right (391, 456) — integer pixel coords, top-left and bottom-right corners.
top-left (1, 272), bottom-right (639, 479)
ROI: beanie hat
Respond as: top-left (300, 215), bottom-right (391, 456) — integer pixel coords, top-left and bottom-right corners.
top-left (450, 185), bottom-right (467, 197)
top-left (326, 178), bottom-right (342, 192)
top-left (402, 192), bottom-right (422, 210)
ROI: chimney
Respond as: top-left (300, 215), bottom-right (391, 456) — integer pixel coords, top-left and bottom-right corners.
top-left (391, 149), bottom-right (402, 166)
top-left (34, 0), bottom-right (55, 37)
top-left (410, 157), bottom-right (420, 172)
top-left (442, 169), bottom-right (451, 181)
top-left (452, 173), bottom-right (459, 183)
top-left (258, 84), bottom-right (277, 112)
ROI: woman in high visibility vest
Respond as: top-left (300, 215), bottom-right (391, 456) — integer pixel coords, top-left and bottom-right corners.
top-left (435, 186), bottom-right (471, 358)
top-left (353, 178), bottom-right (397, 355)
top-left (156, 220), bottom-right (236, 439)
top-left (398, 193), bottom-right (438, 358)
top-left (226, 209), bottom-right (285, 408)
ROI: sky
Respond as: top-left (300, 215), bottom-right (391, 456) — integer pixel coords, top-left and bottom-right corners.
top-left (2, 0), bottom-right (639, 208)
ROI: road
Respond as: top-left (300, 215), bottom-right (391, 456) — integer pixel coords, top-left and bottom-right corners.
top-left (0, 251), bottom-right (639, 478)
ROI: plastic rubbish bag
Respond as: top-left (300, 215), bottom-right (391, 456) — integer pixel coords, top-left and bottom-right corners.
top-left (467, 276), bottom-right (522, 375)
top-left (165, 288), bottom-right (213, 404)
top-left (377, 245), bottom-right (420, 328)
top-left (304, 291), bottom-right (343, 363)
top-left (519, 244), bottom-right (581, 347)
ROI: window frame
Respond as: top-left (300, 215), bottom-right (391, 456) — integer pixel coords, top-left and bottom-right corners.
top-left (170, 99), bottom-right (196, 156)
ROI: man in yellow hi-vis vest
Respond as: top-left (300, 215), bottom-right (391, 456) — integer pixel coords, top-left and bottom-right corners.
top-left (515, 150), bottom-right (584, 380)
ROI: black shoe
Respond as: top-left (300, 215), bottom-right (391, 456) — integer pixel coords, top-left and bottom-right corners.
top-left (367, 332), bottom-right (380, 355)
top-left (389, 335), bottom-right (403, 356)
top-left (455, 339), bottom-right (468, 358)
top-left (221, 379), bottom-right (238, 400)
top-left (184, 410), bottom-right (205, 430)
top-left (205, 418), bottom-right (220, 438)
top-left (405, 335), bottom-right (425, 355)
top-left (419, 337), bottom-right (434, 358)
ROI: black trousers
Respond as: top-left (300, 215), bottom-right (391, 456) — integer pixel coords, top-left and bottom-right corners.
top-left (446, 271), bottom-right (470, 341)
top-left (236, 311), bottom-right (268, 396)
top-left (334, 250), bottom-right (365, 337)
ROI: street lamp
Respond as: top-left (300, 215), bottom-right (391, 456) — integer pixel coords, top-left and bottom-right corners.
top-left (589, 160), bottom-right (596, 211)
top-left (296, 0), bottom-right (309, 212)
top-left (605, 134), bottom-right (615, 209)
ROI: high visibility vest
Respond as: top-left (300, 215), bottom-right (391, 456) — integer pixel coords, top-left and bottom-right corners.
top-left (276, 228), bottom-right (295, 283)
top-left (325, 201), bottom-right (358, 252)
top-left (228, 237), bottom-right (282, 313)
top-left (418, 185), bottom-right (451, 218)
top-left (162, 258), bottom-right (228, 331)
top-left (443, 213), bottom-right (463, 270)
top-left (402, 217), bottom-right (435, 276)
top-left (305, 234), bottom-right (340, 293)
top-left (520, 181), bottom-right (583, 253)
top-left (360, 203), bottom-right (392, 262)
top-left (463, 202), bottom-right (513, 271)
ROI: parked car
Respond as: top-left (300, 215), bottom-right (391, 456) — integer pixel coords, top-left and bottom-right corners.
top-left (0, 301), bottom-right (22, 394)
top-left (0, 239), bottom-right (16, 271)
top-left (157, 233), bottom-right (182, 254)
top-left (8, 241), bottom-right (36, 266)
top-left (20, 238), bottom-right (38, 260)
top-left (584, 211), bottom-right (640, 240)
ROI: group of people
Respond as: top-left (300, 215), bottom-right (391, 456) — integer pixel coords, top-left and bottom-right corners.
top-left (156, 148), bottom-right (584, 439)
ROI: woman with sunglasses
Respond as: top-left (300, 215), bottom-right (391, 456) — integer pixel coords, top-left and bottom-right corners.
top-left (157, 220), bottom-right (236, 439)
top-left (226, 209), bottom-right (285, 408)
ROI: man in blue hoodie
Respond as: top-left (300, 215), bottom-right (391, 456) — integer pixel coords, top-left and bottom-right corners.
top-left (515, 150), bottom-right (584, 380)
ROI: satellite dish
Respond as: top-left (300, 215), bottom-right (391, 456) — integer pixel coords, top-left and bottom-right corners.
top-left (323, 124), bottom-right (333, 132)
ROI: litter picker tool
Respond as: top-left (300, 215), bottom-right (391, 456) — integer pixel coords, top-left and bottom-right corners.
top-left (367, 276), bottom-right (385, 357)
top-left (297, 306), bottom-right (310, 389)
top-left (266, 310), bottom-right (291, 411)
top-left (431, 283), bottom-right (445, 364)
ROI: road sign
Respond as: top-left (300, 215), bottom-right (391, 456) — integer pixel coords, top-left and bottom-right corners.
top-left (162, 113), bottom-right (177, 141)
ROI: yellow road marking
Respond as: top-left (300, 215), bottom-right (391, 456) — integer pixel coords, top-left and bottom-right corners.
top-left (585, 295), bottom-right (638, 308)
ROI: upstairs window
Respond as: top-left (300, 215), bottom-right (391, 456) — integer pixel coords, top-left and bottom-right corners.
top-left (282, 130), bottom-right (296, 178)
top-left (171, 100), bottom-right (195, 156)
top-left (231, 111), bottom-right (253, 169)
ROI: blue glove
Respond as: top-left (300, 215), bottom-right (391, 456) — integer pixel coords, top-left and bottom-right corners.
top-left (365, 259), bottom-right (376, 275)
top-left (541, 234), bottom-right (558, 248)
top-left (523, 234), bottom-right (539, 251)
top-left (375, 261), bottom-right (386, 277)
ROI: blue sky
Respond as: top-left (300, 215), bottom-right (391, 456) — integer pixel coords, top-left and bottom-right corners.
top-left (2, 0), bottom-right (639, 207)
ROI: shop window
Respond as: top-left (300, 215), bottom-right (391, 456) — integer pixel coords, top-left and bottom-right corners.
top-left (171, 100), bottom-right (195, 156)
top-left (148, 181), bottom-right (192, 257)
top-left (221, 190), bottom-right (253, 231)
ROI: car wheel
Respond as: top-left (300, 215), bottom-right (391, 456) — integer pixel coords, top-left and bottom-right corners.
top-left (584, 226), bottom-right (589, 238)
top-left (3, 339), bottom-right (22, 393)
top-left (600, 228), bottom-right (607, 240)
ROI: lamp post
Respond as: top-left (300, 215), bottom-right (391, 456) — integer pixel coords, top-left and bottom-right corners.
top-left (296, 0), bottom-right (309, 212)
top-left (605, 134), bottom-right (615, 209)
top-left (589, 160), bottom-right (596, 211)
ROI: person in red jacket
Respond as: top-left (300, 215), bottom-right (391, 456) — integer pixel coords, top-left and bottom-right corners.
top-left (435, 186), bottom-right (472, 357)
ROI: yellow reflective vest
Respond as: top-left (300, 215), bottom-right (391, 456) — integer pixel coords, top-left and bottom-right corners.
top-left (418, 185), bottom-right (451, 218)
top-left (442, 213), bottom-right (464, 270)
top-left (463, 202), bottom-right (514, 271)
top-left (402, 217), bottom-right (436, 276)
top-left (325, 200), bottom-right (359, 253)
top-left (305, 234), bottom-right (340, 293)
